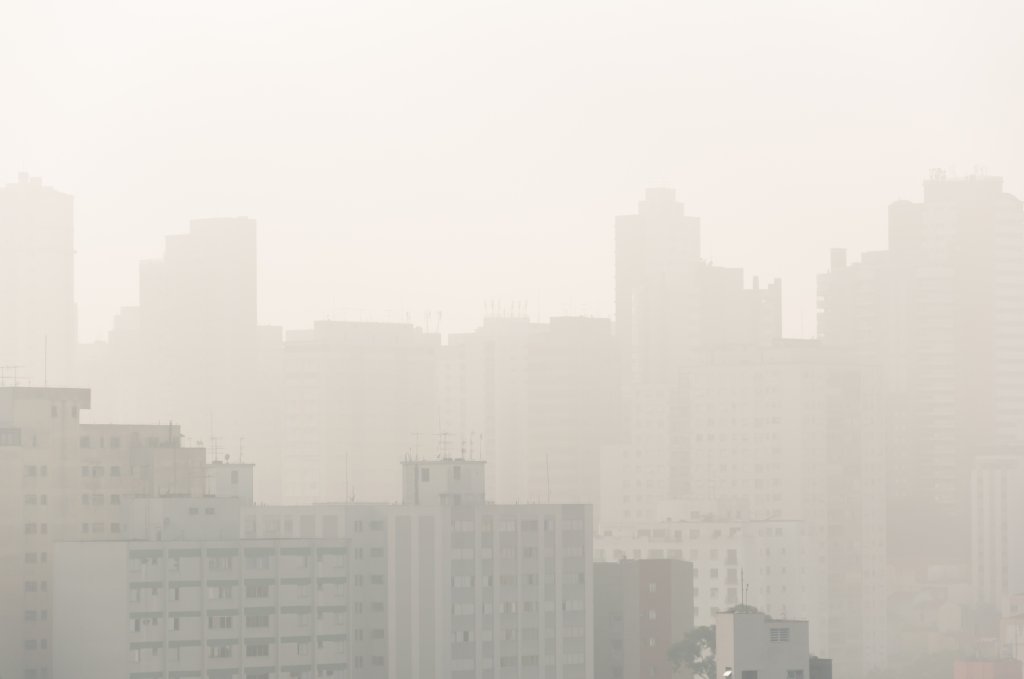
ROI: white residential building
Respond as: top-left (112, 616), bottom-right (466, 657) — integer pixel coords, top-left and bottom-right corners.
top-left (53, 458), bottom-right (594, 679)
top-left (716, 611), bottom-right (810, 679)
top-left (0, 386), bottom-right (207, 679)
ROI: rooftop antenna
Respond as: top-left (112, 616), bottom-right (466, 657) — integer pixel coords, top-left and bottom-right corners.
top-left (43, 335), bottom-right (48, 387)
top-left (545, 450), bottom-right (551, 503)
top-left (238, 437), bottom-right (245, 464)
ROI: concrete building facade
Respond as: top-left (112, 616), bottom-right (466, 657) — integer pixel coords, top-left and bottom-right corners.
top-left (716, 611), bottom-right (810, 679)
top-left (594, 559), bottom-right (694, 679)
top-left (0, 386), bottom-right (206, 679)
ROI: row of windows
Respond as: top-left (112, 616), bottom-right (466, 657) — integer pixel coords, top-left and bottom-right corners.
top-left (451, 517), bottom-right (583, 532)
top-left (81, 465), bottom-right (121, 477)
top-left (129, 610), bottom-right (363, 632)
top-left (130, 581), bottom-right (383, 601)
top-left (451, 573), bottom-right (585, 589)
top-left (131, 645), bottom-right (382, 664)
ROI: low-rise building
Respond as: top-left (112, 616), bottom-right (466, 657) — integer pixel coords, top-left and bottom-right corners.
top-left (716, 611), bottom-right (810, 679)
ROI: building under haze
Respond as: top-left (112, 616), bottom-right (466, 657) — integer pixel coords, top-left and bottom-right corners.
top-left (281, 320), bottom-right (440, 504)
top-left (0, 174), bottom-right (76, 387)
top-left (593, 559), bottom-right (694, 679)
top-left (601, 340), bottom-right (887, 678)
top-left (440, 316), bottom-right (620, 512)
top-left (53, 456), bottom-right (595, 679)
top-left (594, 518), bottom-right (813, 631)
top-left (972, 452), bottom-right (1024, 607)
top-left (818, 171), bottom-right (1024, 569)
top-left (78, 217), bottom-right (288, 502)
top-left (716, 611), bottom-right (811, 679)
top-left (610, 189), bottom-right (781, 523)
top-left (0, 386), bottom-right (206, 679)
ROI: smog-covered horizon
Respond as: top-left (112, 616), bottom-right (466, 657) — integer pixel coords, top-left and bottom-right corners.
top-left (3, 3), bottom-right (1024, 679)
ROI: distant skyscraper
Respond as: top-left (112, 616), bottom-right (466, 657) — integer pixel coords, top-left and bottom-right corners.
top-left (971, 452), bottom-right (1024, 607)
top-left (0, 174), bottom-right (76, 387)
top-left (281, 321), bottom-right (440, 504)
top-left (441, 316), bottom-right (620, 511)
top-left (609, 189), bottom-right (781, 523)
top-left (137, 217), bottom-right (258, 442)
top-left (677, 341), bottom-right (887, 678)
top-left (818, 171), bottom-right (1024, 566)
top-left (84, 218), bottom-right (280, 498)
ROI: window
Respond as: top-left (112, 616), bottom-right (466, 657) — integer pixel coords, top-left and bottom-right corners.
top-left (247, 614), bottom-right (270, 628)
top-left (787, 671), bottom-right (804, 679)
top-left (0, 428), bottom-right (21, 446)
top-left (247, 584), bottom-right (270, 598)
top-left (770, 628), bottom-right (791, 643)
top-left (246, 643), bottom-right (270, 657)
top-left (208, 615), bottom-right (233, 629)
top-left (420, 468), bottom-right (430, 482)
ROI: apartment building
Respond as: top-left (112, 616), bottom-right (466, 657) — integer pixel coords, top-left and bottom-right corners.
top-left (594, 520), bottom-right (814, 633)
top-left (0, 386), bottom-right (207, 679)
top-left (594, 559), bottom-right (694, 679)
top-left (818, 172), bottom-right (1024, 566)
top-left (440, 316), bottom-right (620, 512)
top-left (281, 321), bottom-right (440, 504)
top-left (972, 452), bottom-right (1024, 607)
top-left (53, 538), bottom-right (350, 679)
top-left (53, 457), bottom-right (594, 679)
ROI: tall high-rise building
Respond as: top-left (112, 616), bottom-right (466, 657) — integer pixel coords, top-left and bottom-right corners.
top-left (137, 217), bottom-right (259, 444)
top-left (677, 341), bottom-right (887, 678)
top-left (82, 217), bottom-right (287, 501)
top-left (972, 452), bottom-right (1024, 607)
top-left (0, 386), bottom-right (206, 679)
top-left (0, 174), bottom-right (76, 387)
top-left (609, 189), bottom-right (781, 523)
top-left (602, 339), bottom-right (886, 677)
top-left (281, 321), bottom-right (440, 504)
top-left (440, 316), bottom-right (620, 511)
top-left (818, 171), bottom-right (1024, 566)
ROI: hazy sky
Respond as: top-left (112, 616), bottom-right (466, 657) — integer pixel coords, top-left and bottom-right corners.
top-left (4, 0), bottom-right (1023, 341)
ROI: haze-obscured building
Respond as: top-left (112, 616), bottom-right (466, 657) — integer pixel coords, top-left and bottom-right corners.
top-left (594, 559), bottom-right (694, 679)
top-left (0, 174), bottom-right (76, 387)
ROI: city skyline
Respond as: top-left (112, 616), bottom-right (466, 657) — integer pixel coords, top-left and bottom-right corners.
top-left (5, 1), bottom-right (1024, 342)
top-left (4, 3), bottom-right (1024, 678)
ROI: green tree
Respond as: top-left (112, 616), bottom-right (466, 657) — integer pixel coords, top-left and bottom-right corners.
top-left (667, 605), bottom-right (763, 678)
top-left (668, 625), bottom-right (716, 679)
